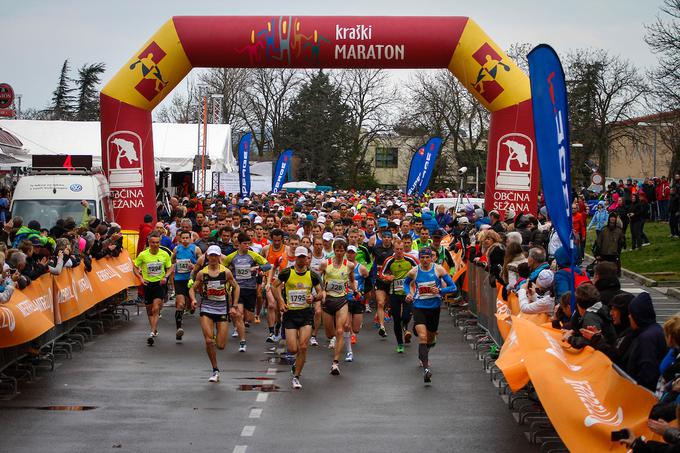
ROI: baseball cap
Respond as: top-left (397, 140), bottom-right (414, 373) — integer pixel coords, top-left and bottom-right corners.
top-left (254, 216), bottom-right (263, 224)
top-left (317, 216), bottom-right (327, 224)
top-left (393, 218), bottom-right (401, 226)
top-left (537, 269), bottom-right (554, 288)
top-left (347, 245), bottom-right (358, 253)
top-left (322, 232), bottom-right (334, 241)
top-left (377, 218), bottom-right (388, 228)
top-left (457, 216), bottom-right (469, 224)
top-left (206, 245), bottom-right (222, 256)
top-left (294, 246), bottom-right (309, 257)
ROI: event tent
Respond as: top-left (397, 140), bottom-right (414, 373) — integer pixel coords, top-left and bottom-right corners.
top-left (0, 120), bottom-right (235, 173)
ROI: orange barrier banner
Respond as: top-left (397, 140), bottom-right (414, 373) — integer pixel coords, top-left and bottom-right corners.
top-left (1, 251), bottom-right (140, 348)
top-left (0, 275), bottom-right (55, 348)
top-left (512, 316), bottom-right (657, 452)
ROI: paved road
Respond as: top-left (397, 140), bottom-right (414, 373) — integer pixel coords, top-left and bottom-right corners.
top-left (0, 303), bottom-right (533, 453)
top-left (616, 275), bottom-right (680, 324)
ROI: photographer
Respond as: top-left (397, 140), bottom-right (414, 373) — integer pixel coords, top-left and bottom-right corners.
top-left (618, 412), bottom-right (680, 451)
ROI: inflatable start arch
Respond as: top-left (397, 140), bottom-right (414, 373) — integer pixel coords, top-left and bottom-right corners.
top-left (101, 16), bottom-right (538, 230)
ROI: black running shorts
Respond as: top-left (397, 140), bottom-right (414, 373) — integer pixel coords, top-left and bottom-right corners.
top-left (144, 281), bottom-right (167, 305)
top-left (412, 307), bottom-right (440, 333)
top-left (238, 287), bottom-right (257, 312)
top-left (282, 308), bottom-right (314, 330)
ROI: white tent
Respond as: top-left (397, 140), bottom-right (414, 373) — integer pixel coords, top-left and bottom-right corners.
top-left (0, 120), bottom-right (235, 172)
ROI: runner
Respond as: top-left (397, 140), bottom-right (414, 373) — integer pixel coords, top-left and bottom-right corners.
top-left (189, 245), bottom-right (240, 382)
top-left (370, 230), bottom-right (394, 339)
top-left (272, 246), bottom-right (324, 389)
top-left (322, 231), bottom-right (335, 258)
top-left (404, 247), bottom-right (457, 383)
top-left (309, 236), bottom-right (326, 346)
top-left (171, 230), bottom-right (201, 341)
top-left (413, 226), bottom-right (433, 251)
top-left (431, 229), bottom-right (455, 270)
top-left (379, 240), bottom-right (419, 353)
top-left (319, 238), bottom-right (355, 375)
top-left (133, 232), bottom-right (172, 346)
top-left (345, 245), bottom-right (369, 362)
top-left (262, 229), bottom-right (288, 343)
top-left (223, 232), bottom-right (272, 352)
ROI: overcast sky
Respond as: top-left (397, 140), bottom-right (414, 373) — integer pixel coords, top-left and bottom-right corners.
top-left (2, 0), bottom-right (666, 111)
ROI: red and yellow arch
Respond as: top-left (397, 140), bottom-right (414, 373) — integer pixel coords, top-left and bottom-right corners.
top-left (101, 16), bottom-right (537, 229)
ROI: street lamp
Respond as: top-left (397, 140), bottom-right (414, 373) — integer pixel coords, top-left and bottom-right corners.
top-left (637, 122), bottom-right (672, 177)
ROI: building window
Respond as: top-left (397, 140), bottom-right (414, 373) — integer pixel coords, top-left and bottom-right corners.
top-left (375, 147), bottom-right (398, 168)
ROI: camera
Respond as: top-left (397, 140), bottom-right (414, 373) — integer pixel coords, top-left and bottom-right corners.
top-left (611, 429), bottom-right (630, 442)
top-left (458, 167), bottom-right (468, 175)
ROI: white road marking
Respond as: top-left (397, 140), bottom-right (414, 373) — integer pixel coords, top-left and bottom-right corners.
top-left (263, 380), bottom-right (273, 385)
top-left (256, 392), bottom-right (268, 402)
top-left (233, 446), bottom-right (247, 453)
top-left (249, 408), bottom-right (263, 419)
top-left (241, 425), bottom-right (256, 437)
top-left (266, 368), bottom-right (277, 376)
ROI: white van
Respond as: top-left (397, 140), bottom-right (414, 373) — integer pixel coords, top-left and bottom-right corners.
top-left (428, 197), bottom-right (485, 213)
top-left (11, 168), bottom-right (114, 228)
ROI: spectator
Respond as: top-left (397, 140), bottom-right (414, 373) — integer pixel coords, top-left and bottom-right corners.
top-left (501, 241), bottom-right (527, 289)
top-left (0, 252), bottom-right (16, 302)
top-left (593, 261), bottom-right (627, 306)
top-left (137, 214), bottom-right (154, 256)
top-left (594, 212), bottom-right (625, 275)
top-left (669, 187), bottom-right (679, 239)
top-left (629, 194), bottom-right (649, 250)
top-left (609, 293), bottom-right (635, 367)
top-left (518, 269), bottom-right (555, 315)
top-left (553, 246), bottom-right (589, 300)
top-left (564, 283), bottom-right (617, 350)
top-left (626, 292), bottom-right (667, 391)
top-left (651, 315), bottom-right (680, 419)
top-left (489, 210), bottom-right (505, 233)
top-left (658, 176), bottom-right (671, 221)
top-left (527, 246), bottom-right (549, 283)
top-left (572, 204), bottom-right (587, 260)
top-left (434, 205), bottom-right (452, 229)
top-left (589, 201), bottom-right (610, 237)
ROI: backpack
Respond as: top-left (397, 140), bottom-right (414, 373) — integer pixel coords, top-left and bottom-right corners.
top-left (561, 267), bottom-right (591, 288)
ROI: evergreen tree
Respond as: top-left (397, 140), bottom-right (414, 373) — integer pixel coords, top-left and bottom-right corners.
top-left (49, 60), bottom-right (75, 120)
top-left (280, 71), bottom-right (352, 187)
top-left (75, 62), bottom-right (106, 121)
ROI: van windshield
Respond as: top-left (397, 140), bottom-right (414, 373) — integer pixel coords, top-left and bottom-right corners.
top-left (11, 200), bottom-right (95, 229)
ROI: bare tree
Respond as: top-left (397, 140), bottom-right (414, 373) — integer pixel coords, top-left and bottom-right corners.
top-left (565, 49), bottom-right (647, 179)
top-left (332, 68), bottom-right (397, 186)
top-left (198, 68), bottom-right (249, 130)
top-left (505, 42), bottom-right (533, 75)
top-left (155, 76), bottom-right (200, 123)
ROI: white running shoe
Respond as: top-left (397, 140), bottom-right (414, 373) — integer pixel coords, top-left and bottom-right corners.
top-left (344, 351), bottom-right (353, 362)
top-left (231, 328), bottom-right (239, 338)
top-left (330, 362), bottom-right (340, 375)
top-left (209, 370), bottom-right (220, 382)
top-left (328, 336), bottom-right (336, 349)
top-left (291, 376), bottom-right (302, 389)
top-left (310, 336), bottom-right (319, 347)
top-left (273, 334), bottom-right (282, 343)
top-left (266, 333), bottom-right (276, 343)
top-left (238, 342), bottom-right (247, 353)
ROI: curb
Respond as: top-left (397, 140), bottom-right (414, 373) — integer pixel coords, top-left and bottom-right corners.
top-left (585, 254), bottom-right (657, 287)
top-left (669, 288), bottom-right (680, 299)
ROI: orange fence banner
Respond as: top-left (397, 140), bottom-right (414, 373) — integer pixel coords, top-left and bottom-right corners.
top-left (0, 275), bottom-right (55, 348)
top-left (511, 316), bottom-right (657, 452)
top-left (1, 251), bottom-right (140, 348)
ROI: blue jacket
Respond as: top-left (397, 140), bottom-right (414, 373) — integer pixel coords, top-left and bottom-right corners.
top-left (553, 247), bottom-right (587, 298)
top-left (421, 212), bottom-right (439, 235)
top-left (588, 203), bottom-right (609, 231)
top-left (528, 262), bottom-right (550, 283)
top-left (435, 212), bottom-right (453, 228)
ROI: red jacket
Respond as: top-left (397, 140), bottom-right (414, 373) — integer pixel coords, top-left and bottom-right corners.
top-left (657, 181), bottom-right (671, 201)
top-left (137, 223), bottom-right (154, 255)
top-left (572, 212), bottom-right (587, 242)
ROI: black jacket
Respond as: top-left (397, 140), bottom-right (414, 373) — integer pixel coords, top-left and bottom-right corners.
top-left (626, 292), bottom-right (668, 391)
top-left (595, 277), bottom-right (626, 306)
top-left (568, 302), bottom-right (617, 350)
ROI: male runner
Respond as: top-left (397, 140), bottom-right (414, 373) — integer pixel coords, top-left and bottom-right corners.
top-left (262, 229), bottom-right (288, 343)
top-left (319, 238), bottom-right (355, 375)
top-left (322, 232), bottom-right (335, 258)
top-left (189, 245), bottom-right (240, 382)
top-left (379, 240), bottom-right (419, 353)
top-left (171, 230), bottom-right (201, 341)
top-left (404, 247), bottom-right (457, 383)
top-left (134, 232), bottom-right (172, 346)
top-left (345, 245), bottom-right (369, 362)
top-left (370, 230), bottom-right (394, 338)
top-left (413, 226), bottom-right (433, 251)
top-left (223, 232), bottom-right (272, 352)
top-left (273, 246), bottom-right (324, 389)
top-left (309, 237), bottom-right (326, 346)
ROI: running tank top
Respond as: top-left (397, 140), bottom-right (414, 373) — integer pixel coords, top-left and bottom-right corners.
top-left (413, 265), bottom-right (442, 309)
top-left (325, 259), bottom-right (349, 297)
top-left (200, 265), bottom-right (229, 315)
top-left (266, 245), bottom-right (287, 274)
top-left (310, 253), bottom-right (325, 277)
top-left (284, 269), bottom-right (313, 310)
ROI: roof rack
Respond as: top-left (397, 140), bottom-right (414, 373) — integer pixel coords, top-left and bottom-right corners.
top-left (24, 166), bottom-right (105, 176)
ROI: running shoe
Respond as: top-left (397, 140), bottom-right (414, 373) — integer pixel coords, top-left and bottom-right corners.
top-left (238, 341), bottom-right (247, 353)
top-left (291, 376), bottom-right (302, 389)
top-left (147, 333), bottom-right (154, 346)
top-left (396, 344), bottom-right (405, 354)
top-left (310, 336), bottom-right (319, 347)
top-left (254, 315), bottom-right (261, 324)
top-left (245, 322), bottom-right (250, 328)
top-left (345, 351), bottom-right (353, 362)
top-left (176, 328), bottom-right (184, 341)
top-left (273, 334), bottom-right (282, 343)
top-left (231, 328), bottom-right (239, 338)
top-left (328, 337), bottom-right (336, 349)
top-left (266, 333), bottom-right (276, 343)
top-left (404, 330), bottom-right (412, 344)
top-left (330, 362), bottom-right (340, 375)
top-left (152, 330), bottom-right (158, 337)
top-left (365, 305), bottom-right (372, 313)
top-left (351, 334), bottom-right (357, 345)
top-left (209, 370), bottom-right (220, 383)
top-left (423, 368), bottom-right (432, 383)
top-left (378, 326), bottom-right (387, 338)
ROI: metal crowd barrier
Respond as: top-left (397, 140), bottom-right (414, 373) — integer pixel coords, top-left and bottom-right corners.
top-left (466, 263), bottom-right (503, 345)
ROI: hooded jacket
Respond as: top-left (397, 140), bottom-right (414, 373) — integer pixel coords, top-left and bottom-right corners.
top-left (421, 212), bottom-right (439, 235)
top-left (588, 202), bottom-right (609, 231)
top-left (553, 247), bottom-right (588, 299)
top-left (595, 276), bottom-right (626, 306)
top-left (626, 292), bottom-right (668, 391)
top-left (568, 302), bottom-right (617, 350)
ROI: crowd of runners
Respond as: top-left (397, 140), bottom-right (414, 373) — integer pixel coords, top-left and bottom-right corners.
top-left (132, 190), bottom-right (461, 388)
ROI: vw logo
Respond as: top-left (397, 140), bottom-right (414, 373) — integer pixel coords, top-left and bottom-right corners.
top-left (69, 184), bottom-right (83, 192)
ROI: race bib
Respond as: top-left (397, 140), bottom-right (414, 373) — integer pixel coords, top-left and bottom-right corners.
top-left (326, 280), bottom-right (345, 294)
top-left (393, 278), bottom-right (406, 292)
top-left (206, 280), bottom-right (226, 299)
top-left (234, 264), bottom-right (252, 280)
top-left (417, 280), bottom-right (438, 298)
top-left (287, 289), bottom-right (308, 308)
top-left (146, 261), bottom-right (163, 277)
top-left (176, 259), bottom-right (191, 274)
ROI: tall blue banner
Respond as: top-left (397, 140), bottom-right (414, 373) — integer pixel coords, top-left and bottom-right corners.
top-left (406, 144), bottom-right (427, 196)
top-left (417, 137), bottom-right (443, 196)
top-left (237, 133), bottom-right (252, 198)
top-left (272, 149), bottom-right (293, 193)
top-left (528, 45), bottom-right (576, 307)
